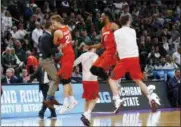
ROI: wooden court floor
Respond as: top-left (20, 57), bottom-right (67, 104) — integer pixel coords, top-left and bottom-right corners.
top-left (1, 108), bottom-right (180, 126)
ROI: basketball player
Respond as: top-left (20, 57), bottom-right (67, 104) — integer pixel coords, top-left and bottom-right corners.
top-left (88, 10), bottom-right (124, 113)
top-left (51, 15), bottom-right (77, 114)
top-left (74, 48), bottom-right (99, 126)
top-left (110, 13), bottom-right (159, 112)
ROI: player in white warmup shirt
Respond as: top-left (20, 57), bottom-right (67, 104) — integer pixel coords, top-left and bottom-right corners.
top-left (109, 13), bottom-right (160, 113)
top-left (74, 48), bottom-right (99, 126)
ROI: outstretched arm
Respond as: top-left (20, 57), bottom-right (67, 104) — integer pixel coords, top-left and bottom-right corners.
top-left (89, 43), bottom-right (102, 49)
top-left (74, 54), bottom-right (83, 67)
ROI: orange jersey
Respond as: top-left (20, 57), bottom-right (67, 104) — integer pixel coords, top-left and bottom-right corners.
top-left (56, 26), bottom-right (74, 55)
top-left (101, 22), bottom-right (116, 54)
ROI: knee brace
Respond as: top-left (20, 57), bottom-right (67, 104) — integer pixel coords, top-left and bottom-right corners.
top-left (61, 78), bottom-right (71, 85)
top-left (90, 66), bottom-right (108, 80)
top-left (90, 66), bottom-right (99, 75)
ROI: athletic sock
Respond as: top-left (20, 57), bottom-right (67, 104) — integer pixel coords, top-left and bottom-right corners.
top-left (64, 97), bottom-right (69, 106)
top-left (84, 112), bottom-right (91, 121)
top-left (147, 94), bottom-right (152, 101)
top-left (113, 95), bottom-right (121, 101)
top-left (69, 96), bottom-right (76, 102)
top-left (87, 109), bottom-right (91, 114)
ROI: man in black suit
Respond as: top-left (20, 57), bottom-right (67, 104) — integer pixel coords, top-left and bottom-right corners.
top-left (1, 68), bottom-right (18, 84)
top-left (39, 20), bottom-right (62, 116)
top-left (168, 69), bottom-right (181, 106)
top-left (28, 65), bottom-right (57, 119)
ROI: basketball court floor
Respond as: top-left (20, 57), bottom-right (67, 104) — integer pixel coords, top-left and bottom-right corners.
top-left (1, 108), bottom-right (180, 126)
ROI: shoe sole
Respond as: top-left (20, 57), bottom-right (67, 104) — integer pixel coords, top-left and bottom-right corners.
top-left (151, 100), bottom-right (158, 113)
top-left (43, 101), bottom-right (54, 109)
top-left (59, 107), bottom-right (69, 114)
top-left (81, 115), bottom-right (90, 126)
top-left (43, 100), bottom-right (62, 109)
top-left (38, 116), bottom-right (44, 120)
top-left (52, 100), bottom-right (62, 106)
top-left (114, 102), bottom-right (123, 114)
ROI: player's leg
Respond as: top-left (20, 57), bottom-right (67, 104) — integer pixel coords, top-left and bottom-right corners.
top-left (81, 98), bottom-right (98, 126)
top-left (67, 82), bottom-right (78, 111)
top-left (109, 60), bottom-right (127, 114)
top-left (84, 100), bottom-right (89, 111)
top-left (83, 81), bottom-right (99, 114)
top-left (81, 81), bottom-right (99, 126)
top-left (83, 81), bottom-right (89, 112)
top-left (59, 78), bottom-right (72, 114)
top-left (67, 57), bottom-right (78, 111)
top-left (90, 66), bottom-right (109, 80)
top-left (58, 60), bottom-right (77, 113)
top-left (90, 54), bottom-right (112, 81)
top-left (129, 57), bottom-right (159, 112)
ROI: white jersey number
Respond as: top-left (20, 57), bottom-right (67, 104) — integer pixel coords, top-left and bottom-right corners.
top-left (65, 34), bottom-right (72, 44)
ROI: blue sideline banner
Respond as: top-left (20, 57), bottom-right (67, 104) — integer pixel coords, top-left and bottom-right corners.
top-left (1, 81), bottom-right (172, 118)
top-left (1, 84), bottom-right (84, 118)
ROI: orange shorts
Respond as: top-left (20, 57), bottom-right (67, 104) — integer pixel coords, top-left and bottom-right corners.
top-left (82, 81), bottom-right (99, 100)
top-left (111, 57), bottom-right (143, 80)
top-left (93, 52), bottom-right (118, 71)
top-left (57, 54), bottom-right (75, 79)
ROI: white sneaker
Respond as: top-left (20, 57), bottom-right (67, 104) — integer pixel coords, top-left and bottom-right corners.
top-left (149, 93), bottom-right (161, 113)
top-left (151, 93), bottom-right (161, 105)
top-left (59, 104), bottom-right (69, 114)
top-left (114, 99), bottom-right (125, 114)
top-left (147, 85), bottom-right (156, 94)
top-left (84, 112), bottom-right (91, 121)
top-left (68, 100), bottom-right (78, 111)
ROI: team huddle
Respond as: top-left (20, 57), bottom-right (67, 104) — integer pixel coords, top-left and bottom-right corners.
top-left (39, 10), bottom-right (160, 126)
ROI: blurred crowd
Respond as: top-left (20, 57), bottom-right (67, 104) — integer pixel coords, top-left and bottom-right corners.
top-left (1, 0), bottom-right (181, 85)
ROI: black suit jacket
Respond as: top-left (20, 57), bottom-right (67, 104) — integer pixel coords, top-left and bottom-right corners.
top-left (39, 31), bottom-right (58, 59)
top-left (1, 76), bottom-right (19, 84)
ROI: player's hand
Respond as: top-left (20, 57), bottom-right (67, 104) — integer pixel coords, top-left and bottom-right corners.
top-left (58, 45), bottom-right (63, 50)
top-left (55, 52), bottom-right (63, 60)
top-left (58, 44), bottom-right (65, 50)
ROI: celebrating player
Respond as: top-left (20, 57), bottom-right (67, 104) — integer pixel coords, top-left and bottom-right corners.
top-left (74, 48), bottom-right (99, 126)
top-left (110, 13), bottom-right (160, 112)
top-left (88, 10), bottom-right (124, 113)
top-left (51, 15), bottom-right (78, 114)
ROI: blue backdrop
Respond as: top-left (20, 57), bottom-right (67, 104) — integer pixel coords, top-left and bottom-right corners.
top-left (1, 84), bottom-right (84, 118)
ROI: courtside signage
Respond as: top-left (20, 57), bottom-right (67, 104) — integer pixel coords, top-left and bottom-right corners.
top-left (94, 81), bottom-right (171, 112)
top-left (1, 84), bottom-right (84, 118)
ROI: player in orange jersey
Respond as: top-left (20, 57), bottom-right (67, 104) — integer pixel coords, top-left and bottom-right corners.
top-left (50, 15), bottom-right (78, 114)
top-left (88, 10), bottom-right (124, 114)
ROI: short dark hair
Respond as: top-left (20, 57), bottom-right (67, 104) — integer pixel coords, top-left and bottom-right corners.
top-left (119, 13), bottom-right (132, 26)
top-left (103, 9), bottom-right (114, 21)
top-left (175, 69), bottom-right (180, 73)
top-left (51, 14), bottom-right (64, 24)
top-left (44, 20), bottom-right (52, 29)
